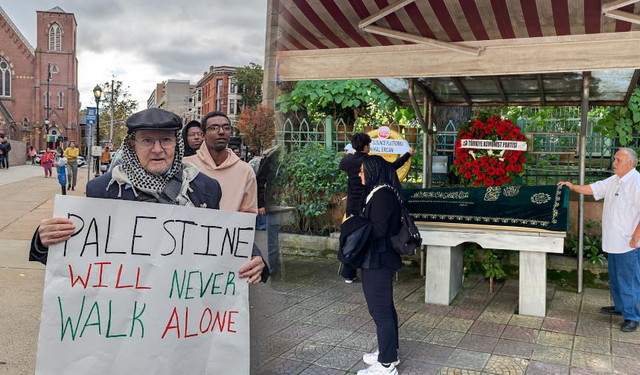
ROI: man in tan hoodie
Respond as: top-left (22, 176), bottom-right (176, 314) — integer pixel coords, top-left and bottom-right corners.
top-left (184, 111), bottom-right (258, 214)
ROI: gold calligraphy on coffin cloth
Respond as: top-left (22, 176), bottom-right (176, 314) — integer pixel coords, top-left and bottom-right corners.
top-left (366, 128), bottom-right (412, 182)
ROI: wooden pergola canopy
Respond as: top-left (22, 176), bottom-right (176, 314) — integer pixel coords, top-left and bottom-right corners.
top-left (271, 0), bottom-right (640, 107)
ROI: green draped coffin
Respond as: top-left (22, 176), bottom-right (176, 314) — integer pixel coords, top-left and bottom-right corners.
top-left (403, 185), bottom-right (569, 232)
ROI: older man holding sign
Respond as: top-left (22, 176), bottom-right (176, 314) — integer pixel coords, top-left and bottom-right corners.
top-left (29, 108), bottom-right (267, 374)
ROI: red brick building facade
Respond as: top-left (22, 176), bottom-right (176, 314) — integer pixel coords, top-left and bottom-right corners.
top-left (197, 66), bottom-right (241, 124)
top-left (0, 6), bottom-right (79, 150)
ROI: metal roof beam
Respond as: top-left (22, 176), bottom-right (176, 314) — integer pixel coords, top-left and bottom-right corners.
top-left (358, 0), bottom-right (416, 29)
top-left (363, 25), bottom-right (482, 56)
top-left (371, 79), bottom-right (403, 106)
top-left (624, 69), bottom-right (640, 105)
top-left (602, 0), bottom-right (640, 13)
top-left (493, 76), bottom-right (508, 106)
top-left (537, 74), bottom-right (546, 106)
top-left (604, 9), bottom-right (640, 24)
top-left (451, 77), bottom-right (473, 106)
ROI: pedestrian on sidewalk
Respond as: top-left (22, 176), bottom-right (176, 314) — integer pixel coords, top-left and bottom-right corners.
top-left (56, 156), bottom-right (67, 195)
top-left (0, 134), bottom-right (10, 169)
top-left (559, 147), bottom-right (640, 333)
top-left (100, 146), bottom-right (111, 174)
top-left (40, 147), bottom-right (54, 178)
top-left (356, 155), bottom-right (404, 375)
top-left (29, 145), bottom-right (36, 165)
top-left (63, 141), bottom-right (79, 190)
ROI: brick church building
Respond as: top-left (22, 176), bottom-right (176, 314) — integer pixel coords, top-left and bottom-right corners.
top-left (0, 6), bottom-right (79, 150)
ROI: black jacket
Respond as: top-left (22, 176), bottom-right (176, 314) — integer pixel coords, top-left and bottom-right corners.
top-left (339, 152), bottom-right (411, 216)
top-left (361, 187), bottom-right (402, 271)
top-left (338, 215), bottom-right (372, 267)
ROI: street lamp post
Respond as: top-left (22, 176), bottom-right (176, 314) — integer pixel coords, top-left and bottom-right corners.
top-left (93, 85), bottom-right (103, 177)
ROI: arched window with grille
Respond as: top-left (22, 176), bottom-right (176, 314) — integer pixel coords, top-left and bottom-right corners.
top-left (48, 23), bottom-right (62, 52)
top-left (57, 92), bottom-right (64, 108)
top-left (0, 57), bottom-right (10, 97)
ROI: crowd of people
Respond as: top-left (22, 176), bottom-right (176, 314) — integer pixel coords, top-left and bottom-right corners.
top-left (19, 106), bottom-right (640, 375)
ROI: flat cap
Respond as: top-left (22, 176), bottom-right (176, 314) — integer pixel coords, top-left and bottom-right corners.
top-left (126, 108), bottom-right (182, 133)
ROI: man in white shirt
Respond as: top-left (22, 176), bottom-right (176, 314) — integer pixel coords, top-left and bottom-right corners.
top-left (559, 148), bottom-right (640, 332)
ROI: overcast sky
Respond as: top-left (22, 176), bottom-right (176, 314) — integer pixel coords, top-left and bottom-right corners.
top-left (3, 1), bottom-right (267, 110)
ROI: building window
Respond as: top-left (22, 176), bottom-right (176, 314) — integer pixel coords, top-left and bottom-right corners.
top-left (216, 99), bottom-right (223, 111)
top-left (48, 23), bottom-right (62, 52)
top-left (216, 79), bottom-right (223, 95)
top-left (0, 58), bottom-right (10, 97)
top-left (230, 80), bottom-right (237, 94)
top-left (197, 88), bottom-right (202, 102)
top-left (44, 91), bottom-right (51, 109)
top-left (58, 92), bottom-right (64, 109)
top-left (229, 99), bottom-right (235, 115)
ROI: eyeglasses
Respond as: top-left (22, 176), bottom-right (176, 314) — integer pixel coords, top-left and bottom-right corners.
top-left (134, 137), bottom-right (176, 150)
top-left (205, 124), bottom-right (232, 133)
top-left (187, 131), bottom-right (204, 138)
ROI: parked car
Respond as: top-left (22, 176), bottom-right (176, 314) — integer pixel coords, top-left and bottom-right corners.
top-left (77, 156), bottom-right (86, 167)
top-left (34, 150), bottom-right (45, 164)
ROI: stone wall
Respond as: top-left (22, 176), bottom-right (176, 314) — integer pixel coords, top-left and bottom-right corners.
top-left (6, 139), bottom-right (26, 166)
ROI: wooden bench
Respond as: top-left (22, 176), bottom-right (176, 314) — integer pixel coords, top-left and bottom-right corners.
top-left (417, 222), bottom-right (566, 317)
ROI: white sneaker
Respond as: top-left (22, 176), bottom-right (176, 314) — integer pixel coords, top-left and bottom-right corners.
top-left (357, 362), bottom-right (398, 375)
top-left (345, 277), bottom-right (356, 284)
top-left (363, 349), bottom-right (400, 366)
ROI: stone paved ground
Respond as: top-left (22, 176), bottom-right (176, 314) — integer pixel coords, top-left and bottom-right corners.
top-left (253, 258), bottom-right (640, 375)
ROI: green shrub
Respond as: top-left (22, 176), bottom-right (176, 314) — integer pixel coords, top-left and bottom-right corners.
top-left (275, 144), bottom-right (347, 234)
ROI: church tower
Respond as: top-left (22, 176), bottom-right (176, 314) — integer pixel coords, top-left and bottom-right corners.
top-left (35, 6), bottom-right (79, 149)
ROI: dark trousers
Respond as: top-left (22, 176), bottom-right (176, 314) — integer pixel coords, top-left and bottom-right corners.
top-left (0, 154), bottom-right (7, 168)
top-left (609, 248), bottom-right (640, 322)
top-left (362, 267), bottom-right (398, 364)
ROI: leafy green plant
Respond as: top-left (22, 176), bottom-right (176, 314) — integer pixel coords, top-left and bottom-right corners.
top-left (274, 144), bottom-right (347, 234)
top-left (594, 88), bottom-right (640, 146)
top-left (564, 219), bottom-right (605, 265)
top-left (278, 80), bottom-right (414, 125)
top-left (482, 249), bottom-right (508, 293)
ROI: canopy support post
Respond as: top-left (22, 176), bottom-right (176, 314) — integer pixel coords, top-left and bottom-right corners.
top-left (578, 72), bottom-right (590, 294)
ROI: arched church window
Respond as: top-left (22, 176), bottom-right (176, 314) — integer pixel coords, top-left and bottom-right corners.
top-left (48, 23), bottom-right (62, 52)
top-left (0, 57), bottom-right (10, 97)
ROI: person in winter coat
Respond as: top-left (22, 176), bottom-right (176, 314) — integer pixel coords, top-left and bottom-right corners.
top-left (184, 111), bottom-right (257, 214)
top-left (29, 108), bottom-right (268, 285)
top-left (41, 147), bottom-right (55, 178)
top-left (182, 120), bottom-right (203, 157)
top-left (356, 155), bottom-right (403, 375)
top-left (0, 134), bottom-right (11, 169)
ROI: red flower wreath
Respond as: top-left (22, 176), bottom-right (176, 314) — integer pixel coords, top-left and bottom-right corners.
top-left (453, 116), bottom-right (527, 187)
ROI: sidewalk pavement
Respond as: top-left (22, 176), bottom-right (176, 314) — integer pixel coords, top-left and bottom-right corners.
top-left (2, 171), bottom-right (639, 375)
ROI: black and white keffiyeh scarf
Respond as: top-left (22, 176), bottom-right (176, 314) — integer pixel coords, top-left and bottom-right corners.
top-left (120, 130), bottom-right (185, 193)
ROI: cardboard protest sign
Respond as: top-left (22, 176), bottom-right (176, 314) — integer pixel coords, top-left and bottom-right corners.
top-left (35, 195), bottom-right (254, 375)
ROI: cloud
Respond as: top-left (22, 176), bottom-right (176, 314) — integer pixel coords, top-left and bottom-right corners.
top-left (2, 0), bottom-right (267, 109)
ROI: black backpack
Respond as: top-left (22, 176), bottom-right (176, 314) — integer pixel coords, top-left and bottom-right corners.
top-left (371, 186), bottom-right (422, 256)
top-left (391, 203), bottom-right (422, 256)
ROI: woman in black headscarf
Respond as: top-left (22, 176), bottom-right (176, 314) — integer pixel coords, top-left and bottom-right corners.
top-left (182, 120), bottom-right (203, 157)
top-left (356, 155), bottom-right (403, 375)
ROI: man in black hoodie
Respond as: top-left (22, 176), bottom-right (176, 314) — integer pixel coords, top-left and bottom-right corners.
top-left (339, 132), bottom-right (415, 282)
top-left (182, 120), bottom-right (203, 157)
